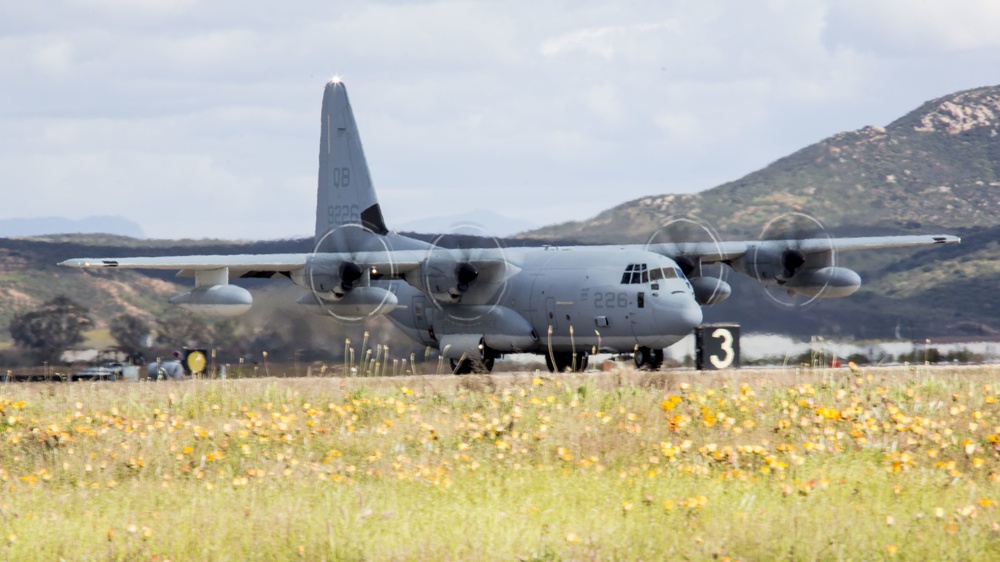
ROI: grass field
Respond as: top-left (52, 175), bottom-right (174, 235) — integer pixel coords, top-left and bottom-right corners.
top-left (1, 364), bottom-right (1000, 560)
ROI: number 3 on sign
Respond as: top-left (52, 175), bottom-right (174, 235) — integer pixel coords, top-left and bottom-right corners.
top-left (710, 328), bottom-right (735, 369)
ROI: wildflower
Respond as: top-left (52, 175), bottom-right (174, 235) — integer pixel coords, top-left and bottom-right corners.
top-left (682, 496), bottom-right (708, 509)
top-left (565, 532), bottom-right (579, 543)
top-left (661, 396), bottom-right (682, 412)
top-left (957, 505), bottom-right (978, 519)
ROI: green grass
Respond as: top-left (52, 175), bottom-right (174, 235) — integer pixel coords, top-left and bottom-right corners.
top-left (1, 366), bottom-right (1000, 560)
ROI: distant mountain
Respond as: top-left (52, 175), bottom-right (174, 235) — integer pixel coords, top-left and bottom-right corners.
top-left (522, 84), bottom-right (1000, 242)
top-left (0, 216), bottom-right (145, 239)
top-left (396, 209), bottom-right (539, 237)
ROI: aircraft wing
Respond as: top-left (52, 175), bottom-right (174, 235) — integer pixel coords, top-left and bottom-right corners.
top-left (59, 254), bottom-right (315, 272)
top-left (797, 234), bottom-right (960, 253)
top-left (59, 251), bottom-right (432, 278)
top-left (646, 234), bottom-right (960, 262)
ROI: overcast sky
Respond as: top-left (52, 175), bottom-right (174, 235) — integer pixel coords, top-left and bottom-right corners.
top-left (2, 0), bottom-right (999, 239)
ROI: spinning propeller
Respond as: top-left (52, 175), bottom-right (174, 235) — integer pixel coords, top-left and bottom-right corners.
top-left (302, 223), bottom-right (399, 322)
top-left (645, 217), bottom-right (730, 306)
top-left (754, 212), bottom-right (835, 308)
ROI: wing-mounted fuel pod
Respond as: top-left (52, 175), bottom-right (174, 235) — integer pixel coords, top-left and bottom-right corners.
top-left (169, 267), bottom-right (252, 317)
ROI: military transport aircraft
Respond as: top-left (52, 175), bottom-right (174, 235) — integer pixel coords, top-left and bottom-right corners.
top-left (61, 80), bottom-right (959, 373)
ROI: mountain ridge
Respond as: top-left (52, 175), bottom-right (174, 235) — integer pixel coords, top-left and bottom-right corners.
top-left (521, 84), bottom-right (1000, 243)
top-left (0, 216), bottom-right (145, 239)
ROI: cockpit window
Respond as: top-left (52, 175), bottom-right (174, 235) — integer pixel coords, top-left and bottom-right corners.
top-left (650, 267), bottom-right (680, 281)
top-left (621, 264), bottom-right (650, 284)
top-left (620, 264), bottom-right (634, 284)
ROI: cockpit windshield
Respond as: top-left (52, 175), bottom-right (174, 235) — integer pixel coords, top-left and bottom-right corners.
top-left (621, 264), bottom-right (684, 285)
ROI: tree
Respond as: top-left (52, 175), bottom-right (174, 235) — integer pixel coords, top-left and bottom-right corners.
top-left (154, 312), bottom-right (213, 351)
top-left (109, 314), bottom-right (151, 360)
top-left (9, 296), bottom-right (94, 363)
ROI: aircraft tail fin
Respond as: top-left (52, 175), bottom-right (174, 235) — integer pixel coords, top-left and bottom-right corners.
top-left (315, 80), bottom-right (388, 251)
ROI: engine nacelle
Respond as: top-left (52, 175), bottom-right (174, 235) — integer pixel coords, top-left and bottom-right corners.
top-left (411, 257), bottom-right (478, 302)
top-left (297, 286), bottom-right (398, 317)
top-left (731, 245), bottom-right (802, 282)
top-left (689, 277), bottom-right (731, 306)
top-left (169, 285), bottom-right (253, 317)
top-left (785, 267), bottom-right (861, 298)
top-left (298, 260), bottom-right (364, 297)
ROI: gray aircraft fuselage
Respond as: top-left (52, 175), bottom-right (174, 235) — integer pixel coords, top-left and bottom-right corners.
top-left (379, 245), bottom-right (701, 364)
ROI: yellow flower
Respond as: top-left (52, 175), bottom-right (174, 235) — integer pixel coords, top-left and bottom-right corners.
top-left (565, 532), bottom-right (579, 543)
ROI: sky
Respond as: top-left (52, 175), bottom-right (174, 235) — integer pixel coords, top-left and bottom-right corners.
top-left (2, 0), bottom-right (1000, 240)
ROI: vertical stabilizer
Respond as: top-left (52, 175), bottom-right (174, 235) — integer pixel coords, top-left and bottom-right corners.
top-left (315, 80), bottom-right (388, 252)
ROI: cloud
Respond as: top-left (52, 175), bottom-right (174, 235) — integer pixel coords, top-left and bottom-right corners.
top-left (0, 0), bottom-right (997, 238)
top-left (824, 0), bottom-right (1000, 54)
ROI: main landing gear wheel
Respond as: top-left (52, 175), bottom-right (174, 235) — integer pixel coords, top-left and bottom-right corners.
top-left (450, 356), bottom-right (495, 375)
top-left (545, 351), bottom-right (589, 373)
top-left (633, 347), bottom-right (664, 371)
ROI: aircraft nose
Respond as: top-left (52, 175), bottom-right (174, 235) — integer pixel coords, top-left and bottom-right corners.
top-left (653, 291), bottom-right (702, 335)
top-left (678, 299), bottom-right (703, 332)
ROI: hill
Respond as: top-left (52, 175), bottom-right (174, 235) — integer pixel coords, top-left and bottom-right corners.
top-left (0, 236), bottom-right (317, 330)
top-left (0, 216), bottom-right (145, 238)
top-left (523, 85), bottom-right (1000, 242)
